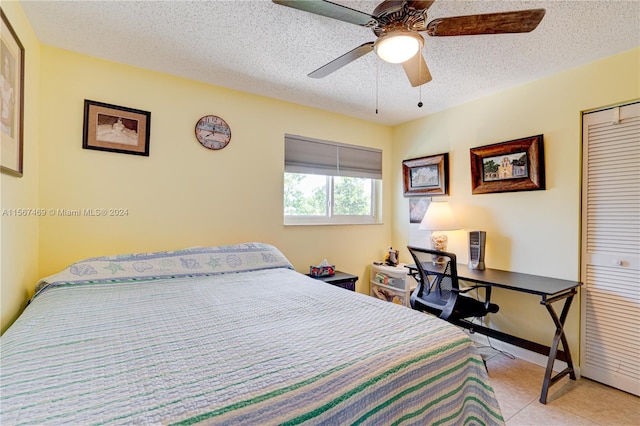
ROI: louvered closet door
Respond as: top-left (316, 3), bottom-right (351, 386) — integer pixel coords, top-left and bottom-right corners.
top-left (581, 101), bottom-right (640, 396)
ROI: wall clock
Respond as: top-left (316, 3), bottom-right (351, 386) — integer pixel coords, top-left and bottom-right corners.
top-left (194, 115), bottom-right (231, 150)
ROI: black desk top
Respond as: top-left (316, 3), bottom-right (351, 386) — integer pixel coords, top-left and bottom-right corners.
top-left (406, 263), bottom-right (581, 298)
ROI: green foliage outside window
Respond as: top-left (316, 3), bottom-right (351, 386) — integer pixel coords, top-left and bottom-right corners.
top-left (284, 173), bottom-right (372, 216)
top-left (334, 177), bottom-right (371, 215)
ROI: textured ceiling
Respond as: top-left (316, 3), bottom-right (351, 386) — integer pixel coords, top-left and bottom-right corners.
top-left (20, 0), bottom-right (640, 126)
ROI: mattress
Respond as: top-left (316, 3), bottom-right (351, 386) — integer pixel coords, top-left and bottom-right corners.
top-left (0, 243), bottom-right (503, 425)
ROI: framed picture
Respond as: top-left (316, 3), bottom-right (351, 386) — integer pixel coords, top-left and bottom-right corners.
top-left (402, 153), bottom-right (449, 197)
top-left (83, 99), bottom-right (151, 156)
top-left (470, 134), bottom-right (545, 194)
top-left (409, 197), bottom-right (429, 223)
top-left (1, 9), bottom-right (25, 177)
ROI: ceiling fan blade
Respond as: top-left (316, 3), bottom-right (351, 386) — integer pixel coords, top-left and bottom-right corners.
top-left (272, 0), bottom-right (377, 27)
top-left (406, 1), bottom-right (436, 12)
top-left (402, 52), bottom-right (432, 87)
top-left (308, 42), bottom-right (374, 79)
top-left (426, 9), bottom-right (546, 37)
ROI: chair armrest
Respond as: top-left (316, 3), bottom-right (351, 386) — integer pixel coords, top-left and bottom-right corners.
top-left (456, 284), bottom-right (490, 294)
top-left (455, 285), bottom-right (497, 312)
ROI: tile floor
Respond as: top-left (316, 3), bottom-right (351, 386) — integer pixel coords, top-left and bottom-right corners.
top-left (483, 351), bottom-right (640, 425)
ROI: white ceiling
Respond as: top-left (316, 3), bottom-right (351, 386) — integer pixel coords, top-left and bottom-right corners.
top-left (20, 0), bottom-right (640, 126)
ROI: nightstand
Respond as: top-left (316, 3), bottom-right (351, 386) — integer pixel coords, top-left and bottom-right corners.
top-left (307, 271), bottom-right (358, 291)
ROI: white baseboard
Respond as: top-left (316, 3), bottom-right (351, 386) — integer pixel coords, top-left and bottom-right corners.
top-left (466, 331), bottom-right (581, 379)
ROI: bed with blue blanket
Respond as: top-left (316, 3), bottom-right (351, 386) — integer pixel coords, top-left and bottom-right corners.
top-left (1, 243), bottom-right (503, 425)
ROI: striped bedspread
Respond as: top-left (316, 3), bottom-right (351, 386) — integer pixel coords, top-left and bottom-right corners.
top-left (1, 246), bottom-right (503, 425)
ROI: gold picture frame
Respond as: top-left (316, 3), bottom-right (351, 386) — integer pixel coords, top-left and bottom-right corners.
top-left (1, 9), bottom-right (25, 177)
top-left (83, 99), bottom-right (151, 156)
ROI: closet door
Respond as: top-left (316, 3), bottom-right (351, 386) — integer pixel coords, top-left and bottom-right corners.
top-left (580, 102), bottom-right (640, 396)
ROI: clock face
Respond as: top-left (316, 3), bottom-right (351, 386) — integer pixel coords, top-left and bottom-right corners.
top-left (195, 115), bottom-right (231, 150)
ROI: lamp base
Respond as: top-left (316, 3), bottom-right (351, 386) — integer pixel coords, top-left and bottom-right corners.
top-left (430, 233), bottom-right (448, 264)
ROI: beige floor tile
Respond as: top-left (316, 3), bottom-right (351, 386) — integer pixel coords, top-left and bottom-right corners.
top-left (545, 377), bottom-right (640, 426)
top-left (485, 354), bottom-right (541, 420)
top-left (506, 401), bottom-right (599, 426)
top-left (485, 352), bottom-right (640, 426)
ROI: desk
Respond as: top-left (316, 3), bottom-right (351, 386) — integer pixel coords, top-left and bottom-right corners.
top-left (406, 262), bottom-right (582, 404)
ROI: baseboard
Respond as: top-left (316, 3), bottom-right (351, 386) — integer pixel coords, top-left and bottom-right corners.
top-left (466, 331), bottom-right (581, 379)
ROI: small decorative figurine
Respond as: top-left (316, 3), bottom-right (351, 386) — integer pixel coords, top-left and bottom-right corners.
top-left (385, 247), bottom-right (399, 267)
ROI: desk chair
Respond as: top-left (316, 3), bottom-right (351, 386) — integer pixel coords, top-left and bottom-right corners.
top-left (407, 246), bottom-right (499, 322)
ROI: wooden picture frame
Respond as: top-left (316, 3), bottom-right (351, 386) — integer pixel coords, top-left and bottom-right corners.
top-left (470, 135), bottom-right (545, 194)
top-left (403, 153), bottom-right (449, 197)
top-left (83, 99), bottom-right (151, 156)
top-left (1, 9), bottom-right (25, 177)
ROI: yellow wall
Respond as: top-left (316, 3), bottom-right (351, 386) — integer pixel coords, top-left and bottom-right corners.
top-left (37, 46), bottom-right (393, 292)
top-left (391, 47), bottom-right (640, 358)
top-left (0, 1), bottom-right (41, 333)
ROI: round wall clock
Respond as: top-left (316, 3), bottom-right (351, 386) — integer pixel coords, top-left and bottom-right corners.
top-left (194, 115), bottom-right (232, 150)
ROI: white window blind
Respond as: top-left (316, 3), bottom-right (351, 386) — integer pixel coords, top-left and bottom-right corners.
top-left (284, 134), bottom-right (382, 179)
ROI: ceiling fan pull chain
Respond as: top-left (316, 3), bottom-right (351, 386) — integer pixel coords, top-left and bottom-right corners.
top-left (375, 55), bottom-right (379, 114)
top-left (418, 80), bottom-right (423, 108)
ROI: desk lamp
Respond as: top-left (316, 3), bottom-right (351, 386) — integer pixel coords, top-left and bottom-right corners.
top-left (419, 200), bottom-right (460, 264)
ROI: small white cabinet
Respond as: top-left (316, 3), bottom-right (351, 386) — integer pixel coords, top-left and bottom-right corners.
top-left (370, 263), bottom-right (413, 306)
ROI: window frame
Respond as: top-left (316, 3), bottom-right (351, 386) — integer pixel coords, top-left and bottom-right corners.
top-left (283, 134), bottom-right (383, 226)
top-left (284, 174), bottom-right (382, 226)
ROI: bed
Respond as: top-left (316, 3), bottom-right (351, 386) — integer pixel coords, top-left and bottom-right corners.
top-left (1, 243), bottom-right (504, 425)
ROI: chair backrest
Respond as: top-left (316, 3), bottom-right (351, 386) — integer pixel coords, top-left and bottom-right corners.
top-left (407, 246), bottom-right (459, 319)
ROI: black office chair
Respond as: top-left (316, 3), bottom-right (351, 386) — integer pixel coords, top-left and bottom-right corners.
top-left (407, 246), bottom-right (499, 323)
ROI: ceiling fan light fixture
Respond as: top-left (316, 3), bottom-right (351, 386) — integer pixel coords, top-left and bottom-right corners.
top-left (374, 31), bottom-right (424, 64)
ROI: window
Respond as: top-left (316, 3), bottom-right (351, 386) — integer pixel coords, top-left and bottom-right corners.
top-left (284, 134), bottom-right (382, 225)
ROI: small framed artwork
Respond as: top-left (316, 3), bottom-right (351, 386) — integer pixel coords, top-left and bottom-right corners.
top-left (470, 134), bottom-right (545, 194)
top-left (1, 9), bottom-right (25, 177)
top-left (409, 197), bottom-right (429, 223)
top-left (83, 99), bottom-right (151, 156)
top-left (402, 153), bottom-right (449, 197)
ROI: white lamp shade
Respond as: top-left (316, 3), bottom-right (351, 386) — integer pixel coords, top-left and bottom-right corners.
top-left (374, 31), bottom-right (423, 64)
top-left (419, 201), bottom-right (461, 231)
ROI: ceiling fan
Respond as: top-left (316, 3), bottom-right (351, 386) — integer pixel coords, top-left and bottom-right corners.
top-left (272, 0), bottom-right (545, 87)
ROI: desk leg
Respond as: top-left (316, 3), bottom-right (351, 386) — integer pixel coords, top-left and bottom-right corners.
top-left (540, 290), bottom-right (577, 404)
